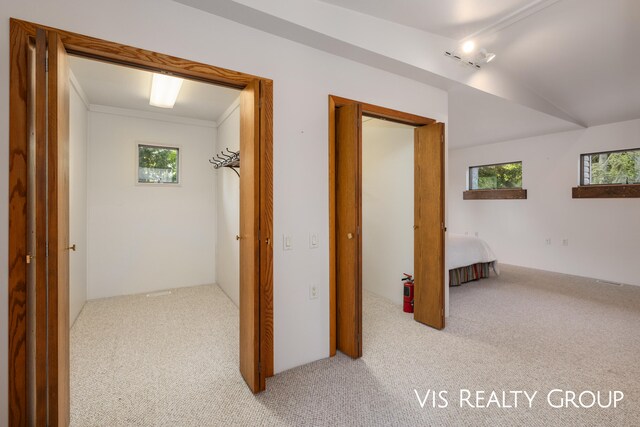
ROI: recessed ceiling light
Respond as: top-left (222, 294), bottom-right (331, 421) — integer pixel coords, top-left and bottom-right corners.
top-left (149, 73), bottom-right (184, 108)
top-left (462, 40), bottom-right (475, 54)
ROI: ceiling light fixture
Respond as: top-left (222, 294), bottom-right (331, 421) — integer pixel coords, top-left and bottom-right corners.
top-left (462, 40), bottom-right (476, 53)
top-left (444, 44), bottom-right (496, 70)
top-left (480, 48), bottom-right (496, 63)
top-left (149, 73), bottom-right (184, 108)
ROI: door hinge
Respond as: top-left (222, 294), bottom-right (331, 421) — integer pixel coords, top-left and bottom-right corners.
top-left (441, 223), bottom-right (447, 232)
top-left (26, 254), bottom-right (33, 264)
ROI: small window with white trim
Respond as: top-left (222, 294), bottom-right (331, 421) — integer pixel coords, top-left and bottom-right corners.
top-left (137, 143), bottom-right (180, 184)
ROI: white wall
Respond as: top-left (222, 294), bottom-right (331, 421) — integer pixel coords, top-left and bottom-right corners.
top-left (86, 108), bottom-right (217, 299)
top-left (69, 77), bottom-right (89, 325)
top-left (362, 120), bottom-right (414, 305)
top-left (216, 101), bottom-right (241, 306)
top-left (449, 118), bottom-right (640, 287)
top-left (0, 2), bottom-right (448, 418)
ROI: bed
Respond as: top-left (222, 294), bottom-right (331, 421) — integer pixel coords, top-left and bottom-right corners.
top-left (447, 234), bottom-right (499, 286)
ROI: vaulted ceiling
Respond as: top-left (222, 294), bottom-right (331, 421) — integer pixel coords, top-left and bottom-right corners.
top-left (174, 0), bottom-right (639, 147)
top-left (319, 0), bottom-right (539, 39)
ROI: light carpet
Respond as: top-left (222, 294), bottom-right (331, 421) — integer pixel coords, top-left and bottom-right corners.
top-left (71, 265), bottom-right (640, 426)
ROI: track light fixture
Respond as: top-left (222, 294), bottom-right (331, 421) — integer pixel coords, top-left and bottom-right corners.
top-left (444, 41), bottom-right (496, 70)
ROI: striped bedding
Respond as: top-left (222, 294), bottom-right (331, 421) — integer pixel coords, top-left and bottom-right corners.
top-left (447, 234), bottom-right (499, 286)
top-left (449, 261), bottom-right (497, 286)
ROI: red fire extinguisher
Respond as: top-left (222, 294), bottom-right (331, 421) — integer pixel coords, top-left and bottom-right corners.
top-left (402, 273), bottom-right (414, 313)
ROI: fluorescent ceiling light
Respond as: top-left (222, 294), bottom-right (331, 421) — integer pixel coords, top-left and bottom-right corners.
top-left (149, 73), bottom-right (184, 108)
top-left (462, 40), bottom-right (475, 54)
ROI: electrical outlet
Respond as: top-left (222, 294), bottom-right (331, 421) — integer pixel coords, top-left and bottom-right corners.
top-left (309, 284), bottom-right (318, 300)
top-left (545, 238), bottom-right (552, 245)
top-left (562, 239), bottom-right (569, 246)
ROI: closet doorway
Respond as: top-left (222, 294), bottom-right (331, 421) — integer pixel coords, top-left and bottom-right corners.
top-left (8, 19), bottom-right (273, 425)
top-left (328, 96), bottom-right (445, 358)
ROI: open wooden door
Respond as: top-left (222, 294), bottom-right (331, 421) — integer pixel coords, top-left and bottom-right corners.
top-left (29, 27), bottom-right (71, 426)
top-left (335, 103), bottom-right (362, 358)
top-left (31, 28), bottom-right (49, 426)
top-left (239, 79), bottom-right (264, 392)
top-left (47, 31), bottom-right (71, 426)
top-left (414, 122), bottom-right (445, 329)
top-left (10, 21), bottom-right (274, 422)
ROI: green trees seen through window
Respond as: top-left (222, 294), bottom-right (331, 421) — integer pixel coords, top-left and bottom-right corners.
top-left (583, 149), bottom-right (640, 185)
top-left (470, 162), bottom-right (522, 190)
top-left (138, 144), bottom-right (179, 184)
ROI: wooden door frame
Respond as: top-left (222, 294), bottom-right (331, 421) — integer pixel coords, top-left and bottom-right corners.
top-left (328, 95), bottom-right (443, 356)
top-left (8, 18), bottom-right (274, 424)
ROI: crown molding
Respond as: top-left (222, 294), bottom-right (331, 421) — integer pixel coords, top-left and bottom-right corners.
top-left (89, 104), bottom-right (217, 128)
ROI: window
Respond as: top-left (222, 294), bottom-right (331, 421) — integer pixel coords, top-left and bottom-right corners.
top-left (137, 144), bottom-right (180, 184)
top-left (469, 161), bottom-right (522, 190)
top-left (573, 148), bottom-right (640, 198)
top-left (581, 148), bottom-right (640, 186)
top-left (464, 161), bottom-right (526, 200)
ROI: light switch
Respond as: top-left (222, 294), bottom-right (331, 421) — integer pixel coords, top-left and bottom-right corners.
top-left (309, 232), bottom-right (319, 249)
top-left (283, 235), bottom-right (293, 251)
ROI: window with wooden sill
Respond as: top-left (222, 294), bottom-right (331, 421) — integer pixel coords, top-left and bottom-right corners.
top-left (465, 161), bottom-right (527, 200)
top-left (574, 148), bottom-right (640, 198)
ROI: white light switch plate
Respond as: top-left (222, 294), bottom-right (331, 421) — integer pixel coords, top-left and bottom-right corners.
top-left (283, 235), bottom-right (293, 251)
top-left (309, 233), bottom-right (319, 249)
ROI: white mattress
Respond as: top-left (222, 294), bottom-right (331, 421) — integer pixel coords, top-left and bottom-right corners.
top-left (447, 234), bottom-right (498, 271)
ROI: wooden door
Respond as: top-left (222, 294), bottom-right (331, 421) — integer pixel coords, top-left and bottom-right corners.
top-left (47, 31), bottom-right (71, 426)
top-left (30, 27), bottom-right (71, 426)
top-left (32, 28), bottom-right (49, 426)
top-left (413, 123), bottom-right (445, 329)
top-left (239, 79), bottom-right (263, 392)
top-left (335, 103), bottom-right (362, 358)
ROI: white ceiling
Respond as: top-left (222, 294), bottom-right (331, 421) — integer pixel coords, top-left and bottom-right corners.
top-left (448, 84), bottom-right (579, 148)
top-left (319, 0), bottom-right (537, 39)
top-left (477, 0), bottom-right (640, 127)
top-left (68, 56), bottom-right (240, 122)
top-left (173, 0), bottom-right (639, 148)
top-left (319, 0), bottom-right (640, 130)
top-left (363, 117), bottom-right (414, 130)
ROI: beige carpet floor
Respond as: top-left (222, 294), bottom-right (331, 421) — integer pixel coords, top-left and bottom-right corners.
top-left (70, 265), bottom-right (640, 426)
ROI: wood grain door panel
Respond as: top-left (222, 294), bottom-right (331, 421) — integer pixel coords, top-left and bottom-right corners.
top-left (239, 79), bottom-right (263, 392)
top-left (335, 103), bottom-right (362, 358)
top-left (413, 123), bottom-right (445, 329)
top-left (47, 31), bottom-right (71, 426)
top-left (33, 28), bottom-right (49, 426)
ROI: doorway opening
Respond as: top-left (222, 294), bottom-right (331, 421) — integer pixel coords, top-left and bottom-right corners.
top-left (8, 19), bottom-right (273, 425)
top-left (65, 54), bottom-right (249, 421)
top-left (328, 95), bottom-right (445, 359)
